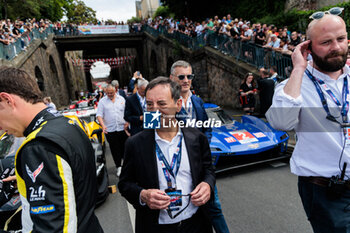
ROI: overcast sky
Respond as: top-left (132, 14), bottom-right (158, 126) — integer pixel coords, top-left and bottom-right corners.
top-left (82, 0), bottom-right (137, 22)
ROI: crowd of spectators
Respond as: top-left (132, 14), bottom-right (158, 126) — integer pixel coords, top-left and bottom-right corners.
top-left (142, 14), bottom-right (305, 56)
top-left (0, 18), bottom-right (52, 48)
top-left (0, 18), bottom-right (129, 49)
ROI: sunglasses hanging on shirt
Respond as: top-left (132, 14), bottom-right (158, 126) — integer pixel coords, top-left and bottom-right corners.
top-left (166, 194), bottom-right (191, 219)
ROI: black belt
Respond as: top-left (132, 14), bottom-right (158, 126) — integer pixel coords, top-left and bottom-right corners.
top-left (299, 176), bottom-right (350, 189)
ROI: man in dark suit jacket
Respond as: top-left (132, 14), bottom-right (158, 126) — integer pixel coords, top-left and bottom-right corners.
top-left (170, 60), bottom-right (229, 233)
top-left (118, 77), bottom-right (215, 233)
top-left (169, 60), bottom-right (212, 141)
top-left (257, 69), bottom-right (275, 117)
top-left (124, 79), bottom-right (149, 135)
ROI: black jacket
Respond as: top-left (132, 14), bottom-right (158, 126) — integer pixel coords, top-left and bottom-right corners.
top-left (124, 93), bottom-right (144, 135)
top-left (118, 128), bottom-right (215, 233)
top-left (16, 109), bottom-right (103, 233)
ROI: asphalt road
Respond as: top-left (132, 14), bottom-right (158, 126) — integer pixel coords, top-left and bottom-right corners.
top-left (95, 142), bottom-right (313, 233)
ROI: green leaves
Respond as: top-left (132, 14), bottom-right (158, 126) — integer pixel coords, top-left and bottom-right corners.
top-left (0, 0), bottom-right (96, 23)
top-left (65, 0), bottom-right (97, 24)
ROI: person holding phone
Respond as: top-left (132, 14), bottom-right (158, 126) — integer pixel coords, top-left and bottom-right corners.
top-left (128, 71), bottom-right (143, 94)
top-left (266, 10), bottom-right (350, 232)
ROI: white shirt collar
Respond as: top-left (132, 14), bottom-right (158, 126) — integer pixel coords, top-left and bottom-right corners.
top-left (136, 91), bottom-right (144, 101)
top-left (180, 91), bottom-right (193, 108)
top-left (306, 63), bottom-right (349, 81)
top-left (155, 128), bottom-right (182, 143)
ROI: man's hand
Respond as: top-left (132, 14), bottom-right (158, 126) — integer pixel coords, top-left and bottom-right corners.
top-left (124, 122), bottom-right (129, 130)
top-left (190, 182), bottom-right (211, 206)
top-left (124, 122), bottom-right (130, 137)
top-left (292, 40), bottom-right (310, 71)
top-left (133, 71), bottom-right (143, 79)
top-left (2, 175), bottom-right (16, 182)
top-left (0, 168), bottom-right (16, 206)
top-left (102, 125), bottom-right (108, 134)
top-left (139, 115), bottom-right (143, 121)
top-left (140, 189), bottom-right (171, 209)
top-left (283, 40), bottom-right (311, 98)
top-left (1, 167), bottom-right (15, 182)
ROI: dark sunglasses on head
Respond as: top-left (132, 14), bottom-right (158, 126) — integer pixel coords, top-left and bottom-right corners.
top-left (309, 7), bottom-right (344, 20)
top-left (177, 74), bottom-right (195, 80)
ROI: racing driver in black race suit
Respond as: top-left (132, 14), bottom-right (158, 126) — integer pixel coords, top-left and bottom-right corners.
top-left (0, 67), bottom-right (103, 233)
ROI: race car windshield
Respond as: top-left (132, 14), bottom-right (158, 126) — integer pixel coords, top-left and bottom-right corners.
top-left (206, 109), bottom-right (233, 125)
top-left (0, 133), bottom-right (24, 159)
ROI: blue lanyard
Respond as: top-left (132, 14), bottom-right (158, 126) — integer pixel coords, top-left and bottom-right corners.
top-left (305, 69), bottom-right (349, 123)
top-left (155, 135), bottom-right (183, 189)
top-left (182, 97), bottom-right (196, 120)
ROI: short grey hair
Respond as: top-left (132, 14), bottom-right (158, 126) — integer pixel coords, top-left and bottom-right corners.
top-left (137, 78), bottom-right (149, 88)
top-left (106, 84), bottom-right (115, 90)
top-left (170, 60), bottom-right (192, 75)
top-left (145, 76), bottom-right (181, 102)
top-left (111, 80), bottom-right (119, 87)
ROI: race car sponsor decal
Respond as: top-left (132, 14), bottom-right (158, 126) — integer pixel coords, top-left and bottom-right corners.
top-left (30, 204), bottom-right (55, 214)
top-left (224, 137), bottom-right (236, 143)
top-left (32, 116), bottom-right (44, 130)
top-left (12, 196), bottom-right (20, 205)
top-left (253, 132), bottom-right (266, 138)
top-left (29, 185), bottom-right (46, 202)
top-left (248, 144), bottom-right (260, 149)
top-left (26, 162), bottom-right (44, 183)
top-left (68, 119), bottom-right (76, 125)
top-left (229, 130), bottom-right (258, 144)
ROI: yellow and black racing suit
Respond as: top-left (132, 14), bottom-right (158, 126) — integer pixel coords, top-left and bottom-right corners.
top-left (15, 109), bottom-right (103, 233)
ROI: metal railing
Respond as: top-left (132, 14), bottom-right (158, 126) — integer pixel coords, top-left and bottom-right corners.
top-left (0, 26), bottom-right (54, 60)
top-left (143, 24), bottom-right (293, 79)
top-left (53, 26), bottom-right (80, 36)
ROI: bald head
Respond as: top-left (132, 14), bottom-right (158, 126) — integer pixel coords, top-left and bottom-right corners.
top-left (306, 14), bottom-right (348, 73)
top-left (307, 15), bottom-right (346, 40)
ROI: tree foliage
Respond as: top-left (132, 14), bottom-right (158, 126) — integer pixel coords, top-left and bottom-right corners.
top-left (153, 5), bottom-right (173, 19)
top-left (127, 16), bottom-right (142, 24)
top-left (65, 0), bottom-right (97, 24)
top-left (160, 0), bottom-right (285, 21)
top-left (161, 0), bottom-right (350, 33)
top-left (0, 0), bottom-right (97, 23)
top-left (1, 0), bottom-right (74, 21)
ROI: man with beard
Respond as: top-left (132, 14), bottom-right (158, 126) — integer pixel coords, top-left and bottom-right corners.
top-left (266, 14), bottom-right (350, 232)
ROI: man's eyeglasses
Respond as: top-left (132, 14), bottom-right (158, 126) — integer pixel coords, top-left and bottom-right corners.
top-left (309, 7), bottom-right (344, 20)
top-left (176, 74), bottom-right (195, 80)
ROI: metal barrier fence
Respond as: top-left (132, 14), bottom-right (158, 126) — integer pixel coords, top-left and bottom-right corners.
top-left (53, 27), bottom-right (80, 36)
top-left (143, 24), bottom-right (293, 79)
top-left (0, 26), bottom-right (54, 60)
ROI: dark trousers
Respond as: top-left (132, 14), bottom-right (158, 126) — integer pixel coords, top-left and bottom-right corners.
top-left (105, 130), bottom-right (128, 168)
top-left (208, 185), bottom-right (230, 233)
top-left (298, 177), bottom-right (350, 233)
top-left (158, 210), bottom-right (212, 233)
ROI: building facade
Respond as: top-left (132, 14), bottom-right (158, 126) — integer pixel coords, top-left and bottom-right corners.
top-left (140, 0), bottom-right (161, 18)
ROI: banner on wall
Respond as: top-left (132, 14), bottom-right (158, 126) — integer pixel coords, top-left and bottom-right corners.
top-left (78, 25), bottom-right (129, 34)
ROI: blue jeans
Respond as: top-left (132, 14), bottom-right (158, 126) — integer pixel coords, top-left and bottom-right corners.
top-left (298, 177), bottom-right (350, 233)
top-left (208, 185), bottom-right (230, 233)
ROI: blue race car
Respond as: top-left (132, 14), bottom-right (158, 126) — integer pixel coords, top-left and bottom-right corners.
top-left (204, 104), bottom-right (289, 172)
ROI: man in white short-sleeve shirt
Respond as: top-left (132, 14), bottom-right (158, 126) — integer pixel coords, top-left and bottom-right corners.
top-left (97, 84), bottom-right (128, 177)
